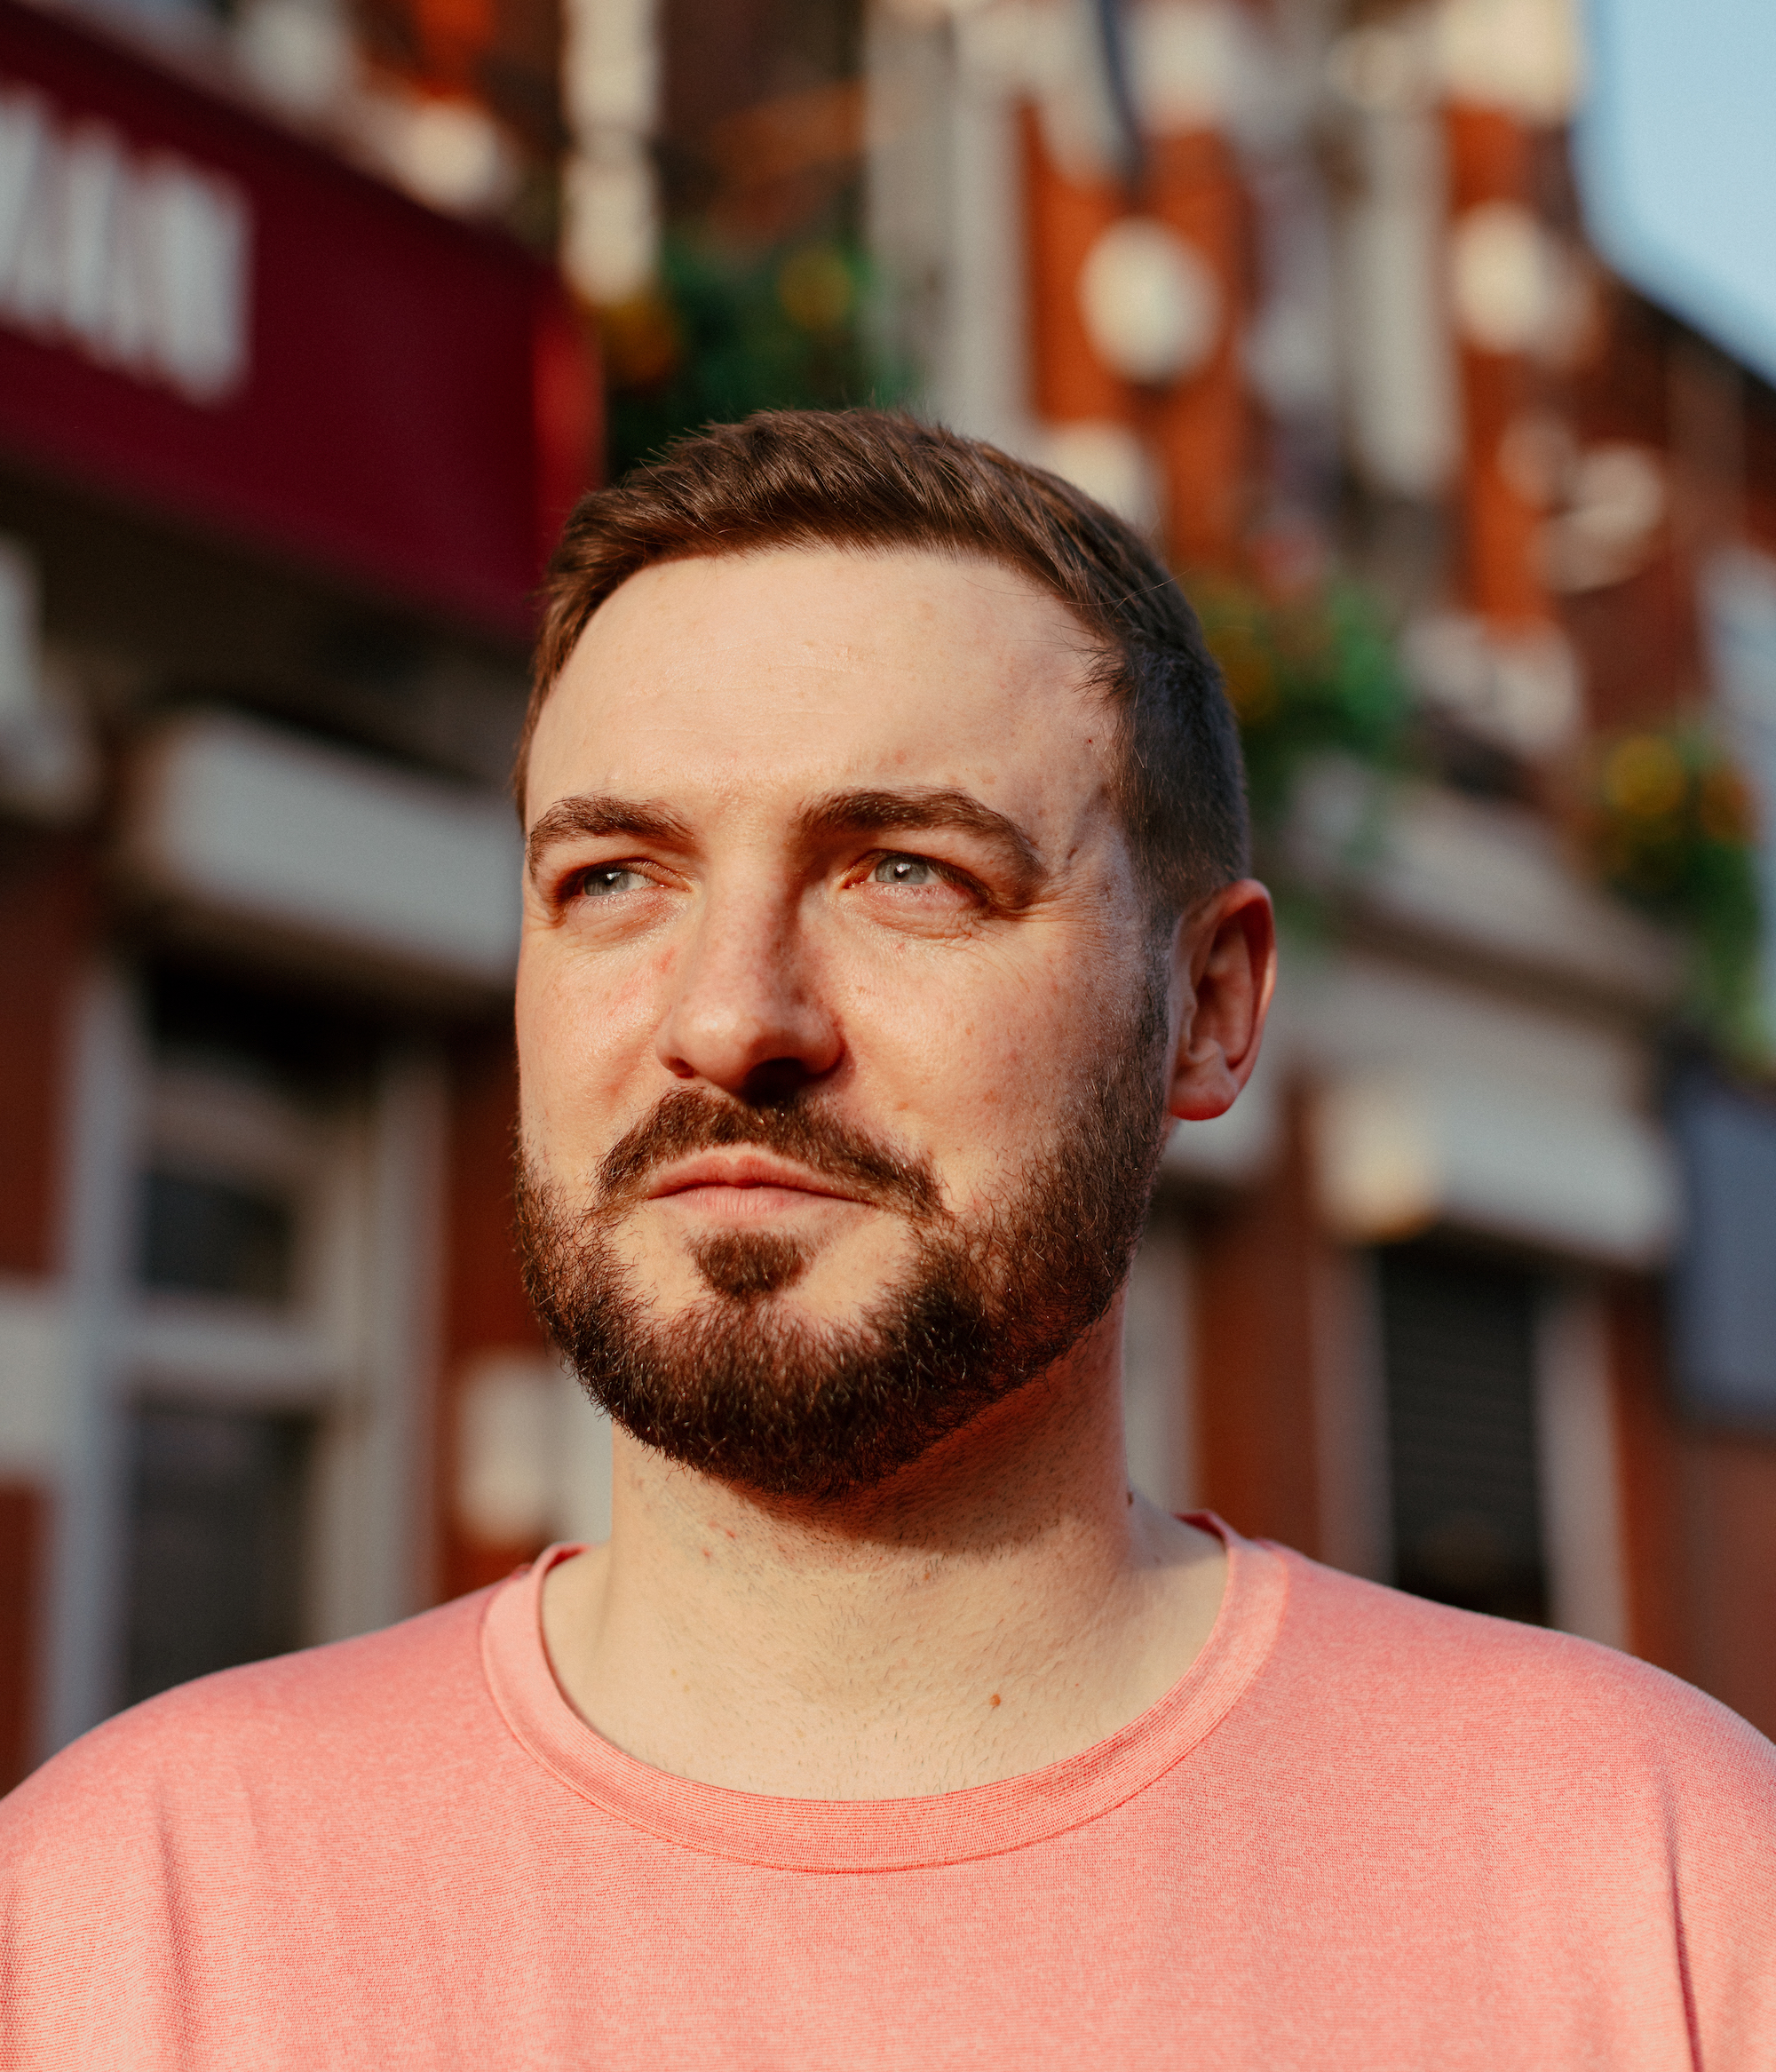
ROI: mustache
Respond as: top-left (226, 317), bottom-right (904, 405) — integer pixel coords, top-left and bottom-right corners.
top-left (593, 1088), bottom-right (944, 1219)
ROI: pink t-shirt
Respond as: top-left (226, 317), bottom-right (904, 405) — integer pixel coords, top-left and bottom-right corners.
top-left (4, 1520), bottom-right (1774, 2068)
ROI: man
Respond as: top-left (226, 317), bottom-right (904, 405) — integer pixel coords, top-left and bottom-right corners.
top-left (4, 410), bottom-right (1773, 2068)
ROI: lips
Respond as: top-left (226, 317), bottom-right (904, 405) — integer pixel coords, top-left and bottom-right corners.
top-left (644, 1150), bottom-right (870, 1204)
top-left (594, 1087), bottom-right (942, 1219)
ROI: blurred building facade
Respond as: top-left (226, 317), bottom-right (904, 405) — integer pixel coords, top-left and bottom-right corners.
top-left (6, 0), bottom-right (1776, 1798)
top-left (0, 0), bottom-right (592, 1786)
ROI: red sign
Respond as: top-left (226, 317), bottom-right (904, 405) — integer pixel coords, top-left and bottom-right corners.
top-left (0, 0), bottom-right (593, 639)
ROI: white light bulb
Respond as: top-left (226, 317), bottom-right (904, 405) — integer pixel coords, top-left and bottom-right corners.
top-left (1078, 217), bottom-right (1221, 385)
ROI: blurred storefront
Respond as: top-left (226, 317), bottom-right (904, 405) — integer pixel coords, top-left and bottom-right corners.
top-left (0, 0), bottom-right (591, 1786)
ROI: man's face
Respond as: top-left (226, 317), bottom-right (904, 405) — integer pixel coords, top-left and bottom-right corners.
top-left (515, 546), bottom-right (1173, 1496)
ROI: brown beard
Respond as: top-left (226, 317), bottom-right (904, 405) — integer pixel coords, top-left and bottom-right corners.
top-left (513, 971), bottom-right (1171, 1500)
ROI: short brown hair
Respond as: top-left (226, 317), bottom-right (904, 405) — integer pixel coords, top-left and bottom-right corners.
top-left (521, 409), bottom-right (1249, 914)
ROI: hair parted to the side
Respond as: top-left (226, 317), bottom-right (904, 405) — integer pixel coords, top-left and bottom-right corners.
top-left (521, 409), bottom-right (1250, 915)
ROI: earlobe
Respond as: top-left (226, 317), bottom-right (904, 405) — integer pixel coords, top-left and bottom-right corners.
top-left (1165, 879), bottom-right (1277, 1123)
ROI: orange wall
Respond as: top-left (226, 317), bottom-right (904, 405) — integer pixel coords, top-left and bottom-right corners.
top-left (1445, 106), bottom-right (1549, 631)
top-left (0, 1485), bottom-right (45, 1793)
top-left (0, 834), bottom-right (91, 1782)
top-left (1188, 1095), bottom-right (1324, 1557)
top-left (1612, 1279), bottom-right (1776, 1741)
top-left (1021, 107), bottom-right (1127, 429)
top-left (0, 834), bottom-right (91, 1276)
top-left (1146, 128), bottom-right (1248, 572)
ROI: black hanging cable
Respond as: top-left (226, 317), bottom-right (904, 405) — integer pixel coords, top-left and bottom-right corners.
top-left (1092, 0), bottom-right (1146, 189)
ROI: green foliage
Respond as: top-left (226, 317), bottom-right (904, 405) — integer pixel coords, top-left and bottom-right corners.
top-left (1192, 585), bottom-right (1767, 1059)
top-left (1190, 576), bottom-right (1414, 836)
top-left (1584, 725), bottom-right (1765, 1055)
top-left (604, 233), bottom-right (908, 480)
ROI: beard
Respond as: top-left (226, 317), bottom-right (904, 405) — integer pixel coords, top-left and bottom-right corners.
top-left (514, 971), bottom-right (1171, 1501)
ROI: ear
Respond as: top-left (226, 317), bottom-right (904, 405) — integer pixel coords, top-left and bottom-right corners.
top-left (1166, 879), bottom-right (1277, 1123)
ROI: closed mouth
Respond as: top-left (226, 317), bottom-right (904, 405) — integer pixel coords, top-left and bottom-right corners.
top-left (644, 1150), bottom-right (871, 1205)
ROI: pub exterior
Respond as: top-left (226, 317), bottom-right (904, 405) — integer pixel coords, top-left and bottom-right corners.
top-left (0, 0), bottom-right (591, 1785)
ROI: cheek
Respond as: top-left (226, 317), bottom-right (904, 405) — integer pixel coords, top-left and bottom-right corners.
top-left (842, 945), bottom-right (1084, 1173)
top-left (513, 948), bottom-right (569, 1150)
top-left (515, 936), bottom-right (664, 1151)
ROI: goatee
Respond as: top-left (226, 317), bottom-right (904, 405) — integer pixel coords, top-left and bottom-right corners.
top-left (514, 974), bottom-right (1170, 1500)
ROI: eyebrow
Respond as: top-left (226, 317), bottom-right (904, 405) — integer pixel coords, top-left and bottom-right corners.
top-left (796, 787), bottom-right (1043, 892)
top-left (526, 784), bottom-right (1047, 896)
top-left (526, 794), bottom-right (694, 883)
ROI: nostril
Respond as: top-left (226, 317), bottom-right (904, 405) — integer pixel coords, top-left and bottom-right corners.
top-left (740, 1058), bottom-right (822, 1107)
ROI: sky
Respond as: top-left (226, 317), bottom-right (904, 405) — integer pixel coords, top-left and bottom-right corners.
top-left (1576, 0), bottom-right (1776, 385)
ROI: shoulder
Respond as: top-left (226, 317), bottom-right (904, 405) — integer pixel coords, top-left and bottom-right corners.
top-left (1257, 1551), bottom-right (1776, 2053)
top-left (0, 1587), bottom-right (511, 2063)
top-left (1265, 1544), bottom-right (1776, 1817)
top-left (1, 1584), bottom-right (499, 1863)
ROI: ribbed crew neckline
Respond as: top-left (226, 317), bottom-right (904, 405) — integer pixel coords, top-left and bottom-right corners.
top-left (480, 1513), bottom-right (1288, 1872)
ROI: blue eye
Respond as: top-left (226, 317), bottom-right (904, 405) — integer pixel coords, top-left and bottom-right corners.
top-left (871, 855), bottom-right (940, 886)
top-left (579, 867), bottom-right (645, 898)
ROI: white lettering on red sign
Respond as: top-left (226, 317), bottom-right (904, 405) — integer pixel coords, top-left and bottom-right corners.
top-left (0, 78), bottom-right (252, 403)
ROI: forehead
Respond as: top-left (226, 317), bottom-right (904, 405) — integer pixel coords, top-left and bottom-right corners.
top-left (525, 545), bottom-right (1117, 828)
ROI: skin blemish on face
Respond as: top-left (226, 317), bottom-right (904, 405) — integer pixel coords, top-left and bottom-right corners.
top-left (989, 1694), bottom-right (1002, 1708)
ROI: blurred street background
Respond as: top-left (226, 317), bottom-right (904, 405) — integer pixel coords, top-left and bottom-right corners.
top-left (4, 0), bottom-right (1776, 1786)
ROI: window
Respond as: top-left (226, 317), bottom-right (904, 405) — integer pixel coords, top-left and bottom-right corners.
top-left (1378, 1243), bottom-right (1548, 1624)
top-left (123, 1403), bottom-right (314, 1706)
top-left (117, 965), bottom-right (370, 1708)
top-left (138, 1169), bottom-right (298, 1303)
top-left (45, 959), bottom-right (441, 1748)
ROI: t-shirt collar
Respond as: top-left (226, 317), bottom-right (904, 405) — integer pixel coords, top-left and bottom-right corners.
top-left (480, 1512), bottom-right (1288, 1872)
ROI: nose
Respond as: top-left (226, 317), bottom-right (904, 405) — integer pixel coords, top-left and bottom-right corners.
top-left (655, 879), bottom-right (843, 1100)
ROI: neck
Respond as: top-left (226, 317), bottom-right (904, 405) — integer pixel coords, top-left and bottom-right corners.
top-left (541, 1298), bottom-right (1227, 1798)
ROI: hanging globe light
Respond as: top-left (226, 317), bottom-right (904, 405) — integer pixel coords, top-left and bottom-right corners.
top-left (1077, 217), bottom-right (1222, 386)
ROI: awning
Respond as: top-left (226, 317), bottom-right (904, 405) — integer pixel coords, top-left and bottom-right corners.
top-left (1312, 1068), bottom-right (1677, 1269)
top-left (0, 0), bottom-right (593, 639)
top-left (121, 711), bottom-right (522, 1000)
